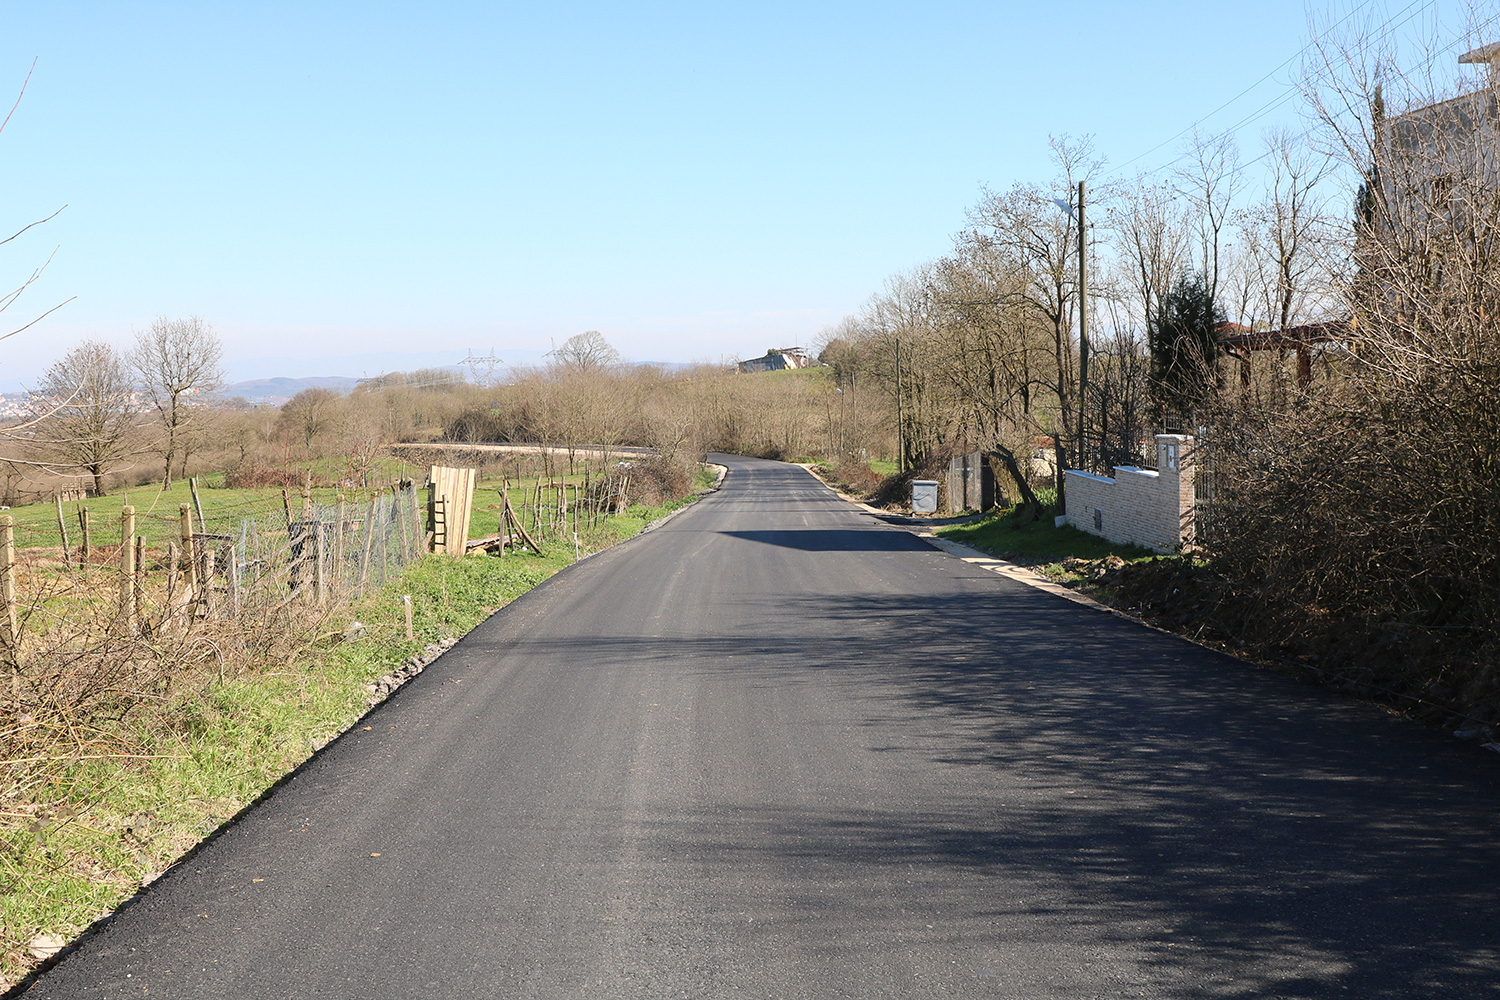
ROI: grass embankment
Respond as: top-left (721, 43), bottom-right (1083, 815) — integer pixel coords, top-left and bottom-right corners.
top-left (939, 505), bottom-right (1499, 739)
top-left (1, 482), bottom-right (710, 991)
top-left (934, 505), bottom-right (1156, 583)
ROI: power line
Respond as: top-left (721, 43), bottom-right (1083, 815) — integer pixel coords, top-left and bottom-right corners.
top-left (1108, 0), bottom-right (1437, 182)
top-left (1108, 0), bottom-right (1387, 175)
top-left (1211, 1), bottom-right (1464, 187)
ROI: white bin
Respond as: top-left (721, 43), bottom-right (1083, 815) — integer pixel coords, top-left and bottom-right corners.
top-left (911, 480), bottom-right (939, 514)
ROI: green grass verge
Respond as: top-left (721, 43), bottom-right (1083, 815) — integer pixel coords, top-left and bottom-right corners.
top-left (0, 489), bottom-right (703, 989)
top-left (3, 479), bottom-right (399, 553)
top-left (935, 505), bottom-right (1155, 576)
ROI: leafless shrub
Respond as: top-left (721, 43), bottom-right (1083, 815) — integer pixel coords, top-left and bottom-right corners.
top-left (601, 456), bottom-right (692, 508)
top-left (222, 465), bottom-right (310, 489)
top-left (829, 457), bottom-right (883, 496)
top-left (1192, 10), bottom-right (1500, 716)
top-left (1, 488), bottom-right (424, 824)
top-left (1200, 344), bottom-right (1499, 710)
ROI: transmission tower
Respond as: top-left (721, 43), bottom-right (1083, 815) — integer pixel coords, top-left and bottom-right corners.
top-left (461, 349), bottom-right (503, 387)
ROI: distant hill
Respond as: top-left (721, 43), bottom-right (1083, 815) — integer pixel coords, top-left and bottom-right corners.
top-left (215, 376), bottom-right (360, 406)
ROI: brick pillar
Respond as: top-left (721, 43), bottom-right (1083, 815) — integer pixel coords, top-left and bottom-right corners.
top-left (1155, 434), bottom-right (1194, 548)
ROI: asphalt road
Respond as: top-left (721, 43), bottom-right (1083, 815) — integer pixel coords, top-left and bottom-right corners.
top-left (21, 455), bottom-right (1500, 999)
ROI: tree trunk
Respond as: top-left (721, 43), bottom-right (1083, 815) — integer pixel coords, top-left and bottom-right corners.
top-left (988, 449), bottom-right (1043, 523)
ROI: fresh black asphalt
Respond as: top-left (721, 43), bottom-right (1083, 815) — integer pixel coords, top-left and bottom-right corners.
top-left (20, 454), bottom-right (1500, 998)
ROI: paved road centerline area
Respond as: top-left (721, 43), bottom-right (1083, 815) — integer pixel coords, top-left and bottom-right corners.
top-left (21, 455), bottom-right (1500, 999)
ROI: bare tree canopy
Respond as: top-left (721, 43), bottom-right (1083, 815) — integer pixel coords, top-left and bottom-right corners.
top-left (128, 315), bottom-right (225, 486)
top-left (28, 340), bottom-right (137, 496)
top-left (276, 387), bottom-right (339, 450)
top-left (1175, 129), bottom-right (1242, 303)
top-left (550, 331), bottom-right (620, 376)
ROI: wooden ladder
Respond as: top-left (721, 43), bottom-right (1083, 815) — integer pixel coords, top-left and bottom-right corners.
top-left (431, 497), bottom-right (447, 553)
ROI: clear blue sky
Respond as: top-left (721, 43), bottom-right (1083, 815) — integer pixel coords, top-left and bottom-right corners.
top-left (0, 1), bottom-right (1474, 386)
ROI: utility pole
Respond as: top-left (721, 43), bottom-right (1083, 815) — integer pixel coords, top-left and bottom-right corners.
top-left (1076, 180), bottom-right (1089, 473)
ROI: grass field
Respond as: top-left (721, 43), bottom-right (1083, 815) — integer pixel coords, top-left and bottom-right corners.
top-left (5, 480), bottom-right (389, 555)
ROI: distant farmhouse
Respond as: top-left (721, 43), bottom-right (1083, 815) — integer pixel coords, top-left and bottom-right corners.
top-left (736, 347), bottom-right (815, 373)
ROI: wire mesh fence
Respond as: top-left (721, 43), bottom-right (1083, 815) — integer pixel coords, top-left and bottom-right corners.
top-left (0, 485), bottom-right (426, 660)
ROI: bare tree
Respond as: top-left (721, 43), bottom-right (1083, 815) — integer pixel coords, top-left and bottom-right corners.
top-left (336, 392), bottom-right (387, 487)
top-left (928, 251), bottom-right (1048, 509)
top-left (128, 315), bottom-right (225, 486)
top-left (549, 330), bottom-right (621, 376)
top-left (1239, 127), bottom-right (1335, 332)
top-left (1185, 6), bottom-right (1500, 710)
top-left (851, 266), bottom-right (956, 471)
top-left (276, 388), bottom-right (339, 451)
top-left (960, 136), bottom-right (1102, 487)
top-left (0, 62), bottom-right (77, 495)
top-left (1176, 129), bottom-right (1242, 303)
top-left (28, 340), bottom-right (137, 496)
top-left (1108, 177), bottom-right (1191, 342)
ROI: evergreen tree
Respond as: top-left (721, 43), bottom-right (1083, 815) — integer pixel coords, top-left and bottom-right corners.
top-left (1149, 272), bottom-right (1223, 418)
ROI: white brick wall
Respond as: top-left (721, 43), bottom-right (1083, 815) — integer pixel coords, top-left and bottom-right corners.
top-left (1063, 435), bottom-right (1194, 553)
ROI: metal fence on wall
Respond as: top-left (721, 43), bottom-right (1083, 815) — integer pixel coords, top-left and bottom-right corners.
top-left (1156, 412), bottom-right (1218, 547)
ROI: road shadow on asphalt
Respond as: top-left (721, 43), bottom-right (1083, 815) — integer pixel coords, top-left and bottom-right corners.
top-left (720, 529), bottom-right (933, 552)
top-left (505, 581), bottom-right (1500, 999)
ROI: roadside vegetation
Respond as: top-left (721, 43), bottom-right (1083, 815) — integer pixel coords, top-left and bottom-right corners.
top-left (935, 503), bottom-right (1154, 571)
top-left (0, 471), bottom-right (707, 990)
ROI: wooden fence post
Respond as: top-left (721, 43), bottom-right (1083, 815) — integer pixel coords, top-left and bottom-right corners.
top-left (180, 504), bottom-right (198, 618)
top-left (532, 473), bottom-right (542, 539)
top-left (165, 541), bottom-right (177, 610)
top-left (228, 540), bottom-right (241, 618)
top-left (402, 594), bottom-right (413, 641)
top-left (55, 495), bottom-right (71, 571)
top-left (0, 516), bottom-right (18, 674)
top-left (334, 493), bottom-right (346, 599)
top-left (78, 507), bottom-right (91, 565)
top-left (390, 492), bottom-right (406, 568)
top-left (499, 483), bottom-right (509, 557)
top-left (134, 535), bottom-right (144, 627)
top-left (357, 509), bottom-right (375, 593)
top-left (120, 506), bottom-right (137, 633)
top-left (379, 495), bottom-right (392, 581)
top-left (314, 521), bottom-right (326, 606)
top-left (199, 542), bottom-right (216, 618)
top-left (190, 476), bottom-right (207, 535)
top-left (409, 484), bottom-right (422, 560)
